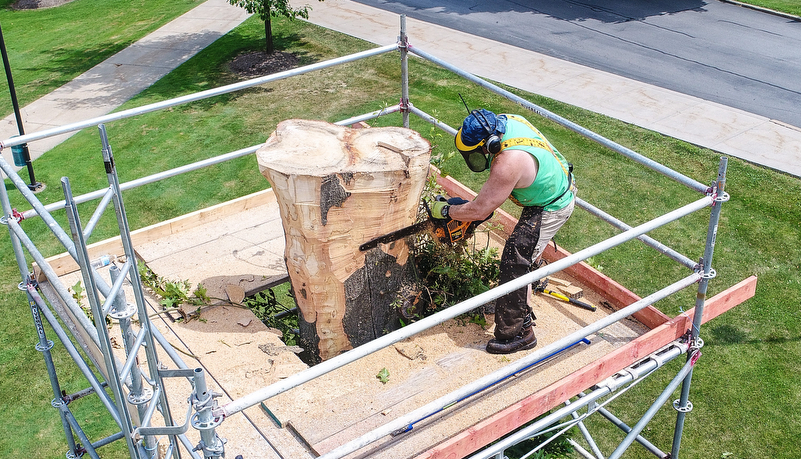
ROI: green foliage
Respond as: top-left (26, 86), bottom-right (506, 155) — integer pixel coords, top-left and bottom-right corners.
top-left (376, 367), bottom-right (390, 384)
top-left (67, 279), bottom-right (111, 327)
top-left (227, 0), bottom-right (323, 52)
top-left (413, 238), bottom-right (500, 312)
top-left (70, 280), bottom-right (83, 303)
top-left (227, 0), bottom-right (317, 21)
top-left (501, 412), bottom-right (576, 459)
top-left (137, 261), bottom-right (210, 318)
top-left (243, 286), bottom-right (299, 345)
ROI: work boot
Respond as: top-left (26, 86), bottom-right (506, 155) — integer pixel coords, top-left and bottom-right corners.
top-left (486, 313), bottom-right (537, 354)
top-left (486, 326), bottom-right (537, 354)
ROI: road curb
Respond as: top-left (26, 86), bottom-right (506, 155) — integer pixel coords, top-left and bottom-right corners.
top-left (718, 0), bottom-right (801, 22)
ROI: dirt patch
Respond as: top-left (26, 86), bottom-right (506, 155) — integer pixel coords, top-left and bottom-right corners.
top-left (229, 51), bottom-right (301, 78)
top-left (11, 0), bottom-right (76, 9)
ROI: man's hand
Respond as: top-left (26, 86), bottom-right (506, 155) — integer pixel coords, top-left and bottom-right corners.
top-left (447, 197), bottom-right (469, 206)
top-left (431, 201), bottom-right (450, 219)
top-left (431, 196), bottom-right (469, 219)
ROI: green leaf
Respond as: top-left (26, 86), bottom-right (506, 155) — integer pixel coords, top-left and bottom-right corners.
top-left (376, 367), bottom-right (390, 384)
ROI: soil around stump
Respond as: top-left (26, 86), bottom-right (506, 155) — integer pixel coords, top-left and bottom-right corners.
top-left (229, 51), bottom-right (301, 78)
top-left (11, 0), bottom-right (76, 9)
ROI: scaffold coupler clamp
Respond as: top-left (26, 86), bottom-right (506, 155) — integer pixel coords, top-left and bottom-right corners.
top-left (191, 389), bottom-right (226, 458)
top-left (0, 208), bottom-right (25, 226)
top-left (706, 182), bottom-right (730, 206)
top-left (692, 257), bottom-right (717, 282)
top-left (399, 96), bottom-right (410, 113)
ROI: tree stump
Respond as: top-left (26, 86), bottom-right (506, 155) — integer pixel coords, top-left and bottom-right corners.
top-left (257, 120), bottom-right (431, 362)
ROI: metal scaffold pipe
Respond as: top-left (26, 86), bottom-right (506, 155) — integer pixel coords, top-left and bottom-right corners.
top-left (407, 45), bottom-right (709, 194)
top-left (408, 104), bottom-right (697, 270)
top-left (27, 284), bottom-right (123, 428)
top-left (576, 197), bottom-right (697, 269)
top-left (471, 341), bottom-right (688, 459)
top-left (21, 104), bottom-right (399, 221)
top-left (0, 44), bottom-right (399, 150)
top-left (321, 274), bottom-right (700, 459)
top-left (218, 195), bottom-right (710, 420)
top-left (400, 15), bottom-right (410, 128)
top-left (671, 157), bottom-right (729, 458)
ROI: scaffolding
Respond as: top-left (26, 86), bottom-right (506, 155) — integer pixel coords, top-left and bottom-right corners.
top-left (0, 15), bottom-right (753, 459)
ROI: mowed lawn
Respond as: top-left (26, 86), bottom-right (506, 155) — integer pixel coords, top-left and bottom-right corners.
top-left (1, 2), bottom-right (799, 459)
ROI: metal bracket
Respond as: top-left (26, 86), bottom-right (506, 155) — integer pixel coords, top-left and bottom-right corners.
top-left (193, 436), bottom-right (227, 458)
top-left (700, 268), bottom-right (717, 279)
top-left (109, 301), bottom-right (137, 320)
top-left (127, 386), bottom-right (154, 405)
top-left (673, 399), bottom-right (693, 413)
top-left (36, 339), bottom-right (55, 352)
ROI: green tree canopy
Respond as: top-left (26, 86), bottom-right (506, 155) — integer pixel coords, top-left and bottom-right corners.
top-left (228, 0), bottom-right (321, 53)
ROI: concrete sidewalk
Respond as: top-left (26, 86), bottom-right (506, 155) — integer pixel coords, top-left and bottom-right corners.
top-left (0, 0), bottom-right (251, 171)
top-left (307, 0), bottom-right (801, 178)
top-left (2, 0), bottom-right (799, 178)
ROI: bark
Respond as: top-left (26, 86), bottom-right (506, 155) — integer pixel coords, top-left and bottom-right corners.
top-left (257, 120), bottom-right (431, 362)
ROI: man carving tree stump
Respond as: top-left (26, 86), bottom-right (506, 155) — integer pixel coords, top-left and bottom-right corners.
top-left (257, 120), bottom-right (431, 363)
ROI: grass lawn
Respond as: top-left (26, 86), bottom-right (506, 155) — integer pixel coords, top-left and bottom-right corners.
top-left (0, 0), bottom-right (203, 118)
top-left (1, 7), bottom-right (800, 459)
top-left (738, 0), bottom-right (801, 16)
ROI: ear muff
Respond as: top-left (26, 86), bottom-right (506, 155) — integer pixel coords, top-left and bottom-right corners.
top-left (472, 110), bottom-right (502, 155)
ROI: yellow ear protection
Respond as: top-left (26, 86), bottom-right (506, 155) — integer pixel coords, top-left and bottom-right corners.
top-left (472, 109), bottom-right (502, 155)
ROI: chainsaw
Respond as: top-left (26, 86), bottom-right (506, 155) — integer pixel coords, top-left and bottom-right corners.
top-left (359, 197), bottom-right (491, 252)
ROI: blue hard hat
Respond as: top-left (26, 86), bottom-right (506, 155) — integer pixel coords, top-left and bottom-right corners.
top-left (454, 109), bottom-right (506, 152)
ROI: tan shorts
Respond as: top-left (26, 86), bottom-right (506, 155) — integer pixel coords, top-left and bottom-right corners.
top-left (533, 197), bottom-right (575, 261)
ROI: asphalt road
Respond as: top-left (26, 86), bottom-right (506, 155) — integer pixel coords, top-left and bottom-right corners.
top-left (353, 0), bottom-right (801, 129)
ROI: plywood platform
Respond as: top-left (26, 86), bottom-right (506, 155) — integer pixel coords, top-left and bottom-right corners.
top-left (41, 179), bottom-right (756, 459)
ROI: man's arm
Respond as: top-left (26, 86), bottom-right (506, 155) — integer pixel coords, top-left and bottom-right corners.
top-left (448, 149), bottom-right (537, 221)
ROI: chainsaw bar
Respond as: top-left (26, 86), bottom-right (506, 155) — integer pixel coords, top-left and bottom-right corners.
top-left (359, 220), bottom-right (432, 252)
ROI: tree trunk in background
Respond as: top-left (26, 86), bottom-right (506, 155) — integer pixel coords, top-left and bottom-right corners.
top-left (257, 120), bottom-right (431, 362)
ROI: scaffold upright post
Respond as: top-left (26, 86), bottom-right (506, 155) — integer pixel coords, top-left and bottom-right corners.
top-left (671, 157), bottom-right (729, 458)
top-left (1, 163), bottom-right (80, 456)
top-left (191, 368), bottom-right (225, 458)
top-left (26, 279), bottom-right (80, 457)
top-left (399, 14), bottom-right (410, 128)
top-left (62, 176), bottom-right (141, 458)
top-left (98, 124), bottom-right (181, 457)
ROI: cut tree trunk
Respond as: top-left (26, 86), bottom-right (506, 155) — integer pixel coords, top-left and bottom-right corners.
top-left (257, 120), bottom-right (431, 362)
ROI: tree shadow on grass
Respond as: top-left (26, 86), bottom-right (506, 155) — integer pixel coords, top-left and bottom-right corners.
top-left (707, 323), bottom-right (801, 346)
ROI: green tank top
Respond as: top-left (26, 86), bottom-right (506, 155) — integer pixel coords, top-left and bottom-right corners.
top-left (489, 115), bottom-right (573, 212)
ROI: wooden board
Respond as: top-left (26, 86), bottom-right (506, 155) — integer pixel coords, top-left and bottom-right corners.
top-left (418, 275), bottom-right (757, 459)
top-left (34, 188), bottom-right (278, 279)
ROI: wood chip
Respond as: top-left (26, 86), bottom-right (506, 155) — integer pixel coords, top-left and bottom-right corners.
top-left (561, 285), bottom-right (584, 299)
top-left (394, 342), bottom-right (426, 360)
top-left (225, 284), bottom-right (246, 304)
top-left (237, 318), bottom-right (252, 327)
top-left (547, 277), bottom-right (572, 287)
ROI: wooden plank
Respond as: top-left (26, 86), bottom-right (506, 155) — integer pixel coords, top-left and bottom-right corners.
top-left (35, 189), bottom-right (277, 278)
top-left (297, 367), bottom-right (443, 455)
top-left (418, 275), bottom-right (757, 459)
top-left (548, 277), bottom-right (572, 287)
top-left (560, 284), bottom-right (584, 299)
top-left (435, 173), bottom-right (670, 330)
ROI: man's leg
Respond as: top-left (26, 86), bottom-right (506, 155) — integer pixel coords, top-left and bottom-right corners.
top-left (533, 198), bottom-right (575, 262)
top-left (488, 199), bottom-right (575, 354)
top-left (489, 206), bottom-right (543, 352)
